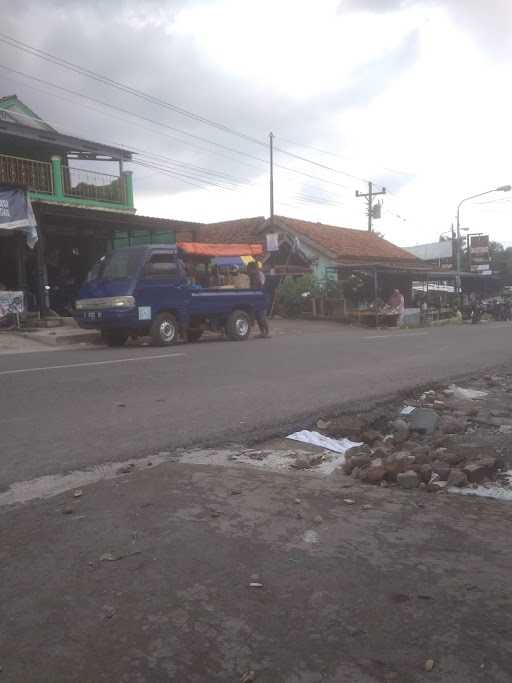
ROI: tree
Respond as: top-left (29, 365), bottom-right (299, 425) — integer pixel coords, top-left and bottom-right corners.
top-left (489, 241), bottom-right (512, 283)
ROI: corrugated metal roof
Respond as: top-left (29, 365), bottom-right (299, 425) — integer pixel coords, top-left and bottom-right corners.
top-left (404, 241), bottom-right (453, 261)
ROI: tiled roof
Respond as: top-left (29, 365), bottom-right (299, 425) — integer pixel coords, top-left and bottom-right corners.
top-left (271, 216), bottom-right (417, 263)
top-left (198, 217), bottom-right (266, 243)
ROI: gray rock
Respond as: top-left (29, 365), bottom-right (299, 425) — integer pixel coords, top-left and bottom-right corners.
top-left (447, 468), bottom-right (468, 487)
top-left (491, 409), bottom-right (512, 418)
top-left (395, 451), bottom-right (415, 465)
top-left (431, 461), bottom-right (451, 481)
top-left (440, 415), bottom-right (467, 434)
top-left (442, 451), bottom-right (464, 466)
top-left (397, 471), bottom-right (420, 489)
top-left (391, 419), bottom-right (410, 443)
top-left (372, 446), bottom-right (390, 460)
top-left (409, 408), bottom-right (439, 435)
top-left (419, 464), bottom-right (433, 483)
top-left (411, 445), bottom-right (431, 464)
top-left (351, 454), bottom-right (372, 469)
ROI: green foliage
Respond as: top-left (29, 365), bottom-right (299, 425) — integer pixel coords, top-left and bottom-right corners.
top-left (275, 274), bottom-right (320, 317)
top-left (490, 241), bottom-right (512, 282)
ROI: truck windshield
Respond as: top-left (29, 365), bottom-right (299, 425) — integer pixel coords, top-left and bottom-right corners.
top-left (87, 250), bottom-right (142, 281)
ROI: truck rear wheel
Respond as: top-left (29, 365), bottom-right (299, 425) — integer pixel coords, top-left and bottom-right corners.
top-left (101, 330), bottom-right (129, 347)
top-left (150, 313), bottom-right (178, 346)
top-left (226, 309), bottom-right (251, 341)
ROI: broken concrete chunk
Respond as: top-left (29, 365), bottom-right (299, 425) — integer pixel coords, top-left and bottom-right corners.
top-left (463, 457), bottom-right (497, 484)
top-left (424, 659), bottom-right (435, 672)
top-left (361, 428), bottom-right (384, 444)
top-left (395, 451), bottom-right (415, 465)
top-left (440, 415), bottom-right (467, 434)
top-left (365, 465), bottom-right (387, 484)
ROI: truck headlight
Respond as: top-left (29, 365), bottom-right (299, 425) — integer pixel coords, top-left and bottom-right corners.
top-left (75, 296), bottom-right (135, 310)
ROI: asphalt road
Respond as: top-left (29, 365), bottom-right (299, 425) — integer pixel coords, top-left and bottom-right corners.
top-left (2, 321), bottom-right (512, 488)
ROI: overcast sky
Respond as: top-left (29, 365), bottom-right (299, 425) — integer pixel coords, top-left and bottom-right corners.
top-left (2, 0), bottom-right (511, 246)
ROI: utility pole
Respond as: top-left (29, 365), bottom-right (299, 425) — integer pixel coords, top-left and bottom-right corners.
top-left (269, 131), bottom-right (274, 218)
top-left (356, 182), bottom-right (386, 231)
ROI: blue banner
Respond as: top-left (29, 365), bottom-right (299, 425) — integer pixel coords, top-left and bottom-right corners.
top-left (0, 185), bottom-right (38, 248)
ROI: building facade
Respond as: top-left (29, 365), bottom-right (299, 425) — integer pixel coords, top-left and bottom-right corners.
top-left (0, 96), bottom-right (196, 315)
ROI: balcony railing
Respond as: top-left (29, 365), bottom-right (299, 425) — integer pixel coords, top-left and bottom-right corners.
top-left (61, 166), bottom-right (127, 205)
top-left (0, 153), bottom-right (133, 210)
top-left (0, 153), bottom-right (53, 194)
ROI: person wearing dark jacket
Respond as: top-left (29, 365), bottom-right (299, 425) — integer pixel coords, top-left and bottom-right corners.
top-left (247, 261), bottom-right (270, 338)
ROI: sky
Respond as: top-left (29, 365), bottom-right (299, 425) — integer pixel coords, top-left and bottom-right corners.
top-left (1, 0), bottom-right (511, 247)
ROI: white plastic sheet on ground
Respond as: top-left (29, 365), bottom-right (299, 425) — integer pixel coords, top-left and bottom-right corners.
top-left (449, 471), bottom-right (512, 502)
top-left (448, 384), bottom-right (488, 400)
top-left (286, 430), bottom-right (362, 455)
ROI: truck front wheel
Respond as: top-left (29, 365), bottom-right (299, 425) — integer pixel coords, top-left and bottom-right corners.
top-left (226, 310), bottom-right (251, 341)
top-left (101, 330), bottom-right (129, 347)
top-left (151, 313), bottom-right (178, 346)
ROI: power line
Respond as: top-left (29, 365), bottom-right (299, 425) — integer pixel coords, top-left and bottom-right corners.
top-left (0, 67), bottom-right (268, 175)
top-left (0, 34), bottom-right (388, 193)
top-left (0, 32), bottom-right (266, 149)
top-left (0, 103), bottom-right (254, 191)
top-left (278, 136), bottom-right (415, 179)
top-left (0, 63), bottom-right (358, 196)
top-left (2, 104), bottom-right (259, 195)
top-left (274, 144), bottom-right (362, 188)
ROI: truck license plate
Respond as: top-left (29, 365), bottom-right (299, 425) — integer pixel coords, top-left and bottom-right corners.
top-left (85, 311), bottom-right (102, 320)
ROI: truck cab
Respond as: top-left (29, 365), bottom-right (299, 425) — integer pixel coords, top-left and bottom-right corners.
top-left (74, 245), bottom-right (266, 346)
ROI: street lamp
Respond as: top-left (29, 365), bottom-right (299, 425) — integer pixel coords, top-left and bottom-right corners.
top-left (455, 185), bottom-right (511, 306)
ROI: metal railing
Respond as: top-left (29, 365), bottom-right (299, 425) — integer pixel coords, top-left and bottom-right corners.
top-left (61, 166), bottom-right (126, 204)
top-left (0, 153), bottom-right (53, 194)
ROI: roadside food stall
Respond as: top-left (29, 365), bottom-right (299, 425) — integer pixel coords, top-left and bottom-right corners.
top-left (177, 242), bottom-right (264, 288)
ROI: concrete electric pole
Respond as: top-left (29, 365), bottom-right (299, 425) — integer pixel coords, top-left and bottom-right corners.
top-left (269, 131), bottom-right (274, 219)
top-left (356, 182), bottom-right (386, 231)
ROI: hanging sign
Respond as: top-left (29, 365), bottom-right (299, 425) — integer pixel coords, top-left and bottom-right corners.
top-left (266, 233), bottom-right (279, 252)
top-left (0, 186), bottom-right (38, 248)
top-left (0, 291), bottom-right (24, 320)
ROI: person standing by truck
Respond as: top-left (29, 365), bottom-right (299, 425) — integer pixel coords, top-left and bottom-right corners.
top-left (247, 261), bottom-right (270, 338)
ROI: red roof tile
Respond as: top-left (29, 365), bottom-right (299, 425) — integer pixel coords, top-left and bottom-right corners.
top-left (198, 214), bottom-right (417, 264)
top-left (272, 216), bottom-right (417, 263)
top-left (198, 217), bottom-right (266, 243)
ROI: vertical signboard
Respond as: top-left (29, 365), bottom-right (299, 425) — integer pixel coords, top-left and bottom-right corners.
top-left (469, 235), bottom-right (490, 274)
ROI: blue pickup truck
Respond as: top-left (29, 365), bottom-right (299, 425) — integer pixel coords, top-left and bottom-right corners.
top-left (74, 245), bottom-right (266, 346)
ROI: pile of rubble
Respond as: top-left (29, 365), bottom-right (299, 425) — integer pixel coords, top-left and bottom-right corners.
top-left (319, 374), bottom-right (512, 492)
